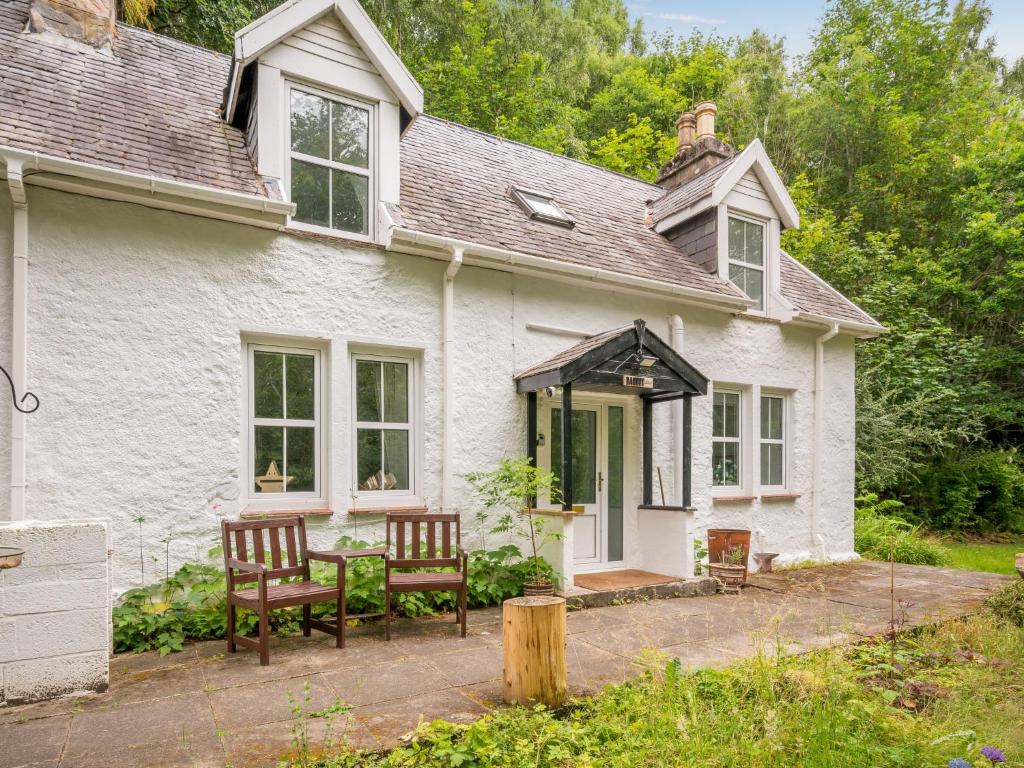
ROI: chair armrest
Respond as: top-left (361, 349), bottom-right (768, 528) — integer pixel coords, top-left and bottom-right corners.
top-left (226, 558), bottom-right (266, 574)
top-left (306, 549), bottom-right (348, 565)
top-left (457, 547), bottom-right (469, 573)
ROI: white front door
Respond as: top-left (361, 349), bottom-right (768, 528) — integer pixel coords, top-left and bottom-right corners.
top-left (541, 400), bottom-right (626, 570)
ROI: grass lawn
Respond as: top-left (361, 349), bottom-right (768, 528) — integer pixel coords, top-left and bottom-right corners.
top-left (285, 613), bottom-right (1024, 768)
top-left (943, 538), bottom-right (1024, 576)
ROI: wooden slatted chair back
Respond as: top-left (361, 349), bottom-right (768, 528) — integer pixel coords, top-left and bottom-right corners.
top-left (386, 512), bottom-right (460, 569)
top-left (222, 517), bottom-right (309, 586)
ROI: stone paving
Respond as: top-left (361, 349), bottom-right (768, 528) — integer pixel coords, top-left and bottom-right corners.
top-left (0, 561), bottom-right (1009, 768)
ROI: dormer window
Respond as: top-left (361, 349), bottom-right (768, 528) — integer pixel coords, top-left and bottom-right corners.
top-left (288, 86), bottom-right (372, 238)
top-left (728, 215), bottom-right (765, 311)
top-left (512, 188), bottom-right (574, 228)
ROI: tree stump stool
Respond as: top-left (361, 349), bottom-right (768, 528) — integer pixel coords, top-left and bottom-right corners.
top-left (502, 595), bottom-right (566, 707)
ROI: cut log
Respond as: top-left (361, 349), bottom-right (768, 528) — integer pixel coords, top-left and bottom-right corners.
top-left (502, 596), bottom-right (567, 707)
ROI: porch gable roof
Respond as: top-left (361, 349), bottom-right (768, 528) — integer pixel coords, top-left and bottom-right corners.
top-left (514, 320), bottom-right (708, 400)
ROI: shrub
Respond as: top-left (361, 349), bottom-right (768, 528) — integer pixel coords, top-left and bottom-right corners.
top-left (112, 536), bottom-right (550, 655)
top-left (984, 580), bottom-right (1024, 627)
top-left (854, 495), bottom-right (948, 565)
top-left (910, 449), bottom-right (1024, 533)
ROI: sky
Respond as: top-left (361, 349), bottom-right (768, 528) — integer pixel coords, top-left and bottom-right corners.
top-left (629, 0), bottom-right (1024, 63)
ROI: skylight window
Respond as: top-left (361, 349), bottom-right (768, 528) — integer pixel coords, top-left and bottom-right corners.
top-left (512, 188), bottom-right (574, 228)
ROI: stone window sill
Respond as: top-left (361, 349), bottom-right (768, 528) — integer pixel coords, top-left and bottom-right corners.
top-left (348, 505), bottom-right (428, 516)
top-left (759, 493), bottom-right (801, 502)
top-left (240, 508), bottom-right (333, 520)
top-left (711, 495), bottom-right (756, 504)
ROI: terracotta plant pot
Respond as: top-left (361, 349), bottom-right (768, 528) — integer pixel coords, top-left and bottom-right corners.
top-left (523, 581), bottom-right (555, 597)
top-left (707, 529), bottom-right (752, 583)
top-left (708, 562), bottom-right (746, 593)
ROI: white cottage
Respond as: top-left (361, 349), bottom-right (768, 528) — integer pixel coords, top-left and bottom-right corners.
top-left (0, 0), bottom-right (883, 593)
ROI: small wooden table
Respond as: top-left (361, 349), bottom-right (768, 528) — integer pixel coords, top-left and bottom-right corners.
top-left (333, 547), bottom-right (387, 647)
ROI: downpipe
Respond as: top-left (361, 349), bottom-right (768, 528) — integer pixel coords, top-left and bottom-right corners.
top-left (6, 158), bottom-right (28, 521)
top-left (440, 245), bottom-right (463, 512)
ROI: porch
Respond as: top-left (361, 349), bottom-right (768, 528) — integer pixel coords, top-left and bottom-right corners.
top-left (0, 561), bottom-right (1007, 768)
top-left (515, 319), bottom-right (707, 592)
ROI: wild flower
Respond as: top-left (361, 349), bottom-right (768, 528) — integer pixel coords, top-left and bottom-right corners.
top-left (948, 759), bottom-right (972, 768)
top-left (980, 747), bottom-right (1007, 764)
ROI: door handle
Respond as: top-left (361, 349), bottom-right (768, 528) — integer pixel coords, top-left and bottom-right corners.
top-left (598, 471), bottom-right (604, 492)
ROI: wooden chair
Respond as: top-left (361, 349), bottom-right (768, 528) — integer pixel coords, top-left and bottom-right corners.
top-left (221, 516), bottom-right (360, 665)
top-left (384, 512), bottom-right (468, 641)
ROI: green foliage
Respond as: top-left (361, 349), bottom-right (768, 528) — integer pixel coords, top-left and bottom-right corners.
top-left (288, 616), bottom-right (1024, 768)
top-left (112, 536), bottom-right (550, 655)
top-left (465, 457), bottom-right (562, 584)
top-left (910, 450), bottom-right (1024, 533)
top-left (854, 494), bottom-right (948, 565)
top-left (984, 580), bottom-right (1024, 627)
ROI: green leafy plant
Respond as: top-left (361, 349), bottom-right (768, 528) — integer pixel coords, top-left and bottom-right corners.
top-left (854, 495), bottom-right (948, 566)
top-left (465, 457), bottom-right (563, 586)
top-left (984, 580), bottom-right (1024, 627)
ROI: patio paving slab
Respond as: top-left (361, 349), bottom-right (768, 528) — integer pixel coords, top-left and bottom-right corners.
top-left (0, 561), bottom-right (1009, 768)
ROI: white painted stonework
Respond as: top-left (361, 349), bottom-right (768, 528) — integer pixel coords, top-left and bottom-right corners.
top-left (0, 518), bottom-right (111, 704)
top-left (0, 183), bottom-right (858, 594)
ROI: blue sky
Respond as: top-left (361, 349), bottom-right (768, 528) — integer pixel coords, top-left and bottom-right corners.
top-left (629, 0), bottom-right (1024, 63)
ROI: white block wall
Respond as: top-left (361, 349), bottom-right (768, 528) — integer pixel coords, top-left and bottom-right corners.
top-left (0, 519), bottom-right (111, 705)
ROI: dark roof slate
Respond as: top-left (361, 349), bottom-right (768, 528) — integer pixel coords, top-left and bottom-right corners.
top-left (397, 117), bottom-right (743, 300)
top-left (649, 157), bottom-right (734, 223)
top-left (0, 0), bottom-right (265, 196)
top-left (780, 252), bottom-right (878, 326)
top-left (514, 325), bottom-right (632, 380)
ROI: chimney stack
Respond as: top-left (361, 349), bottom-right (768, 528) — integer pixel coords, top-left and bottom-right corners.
top-left (656, 101), bottom-right (735, 190)
top-left (695, 101), bottom-right (717, 140)
top-left (29, 0), bottom-right (116, 50)
top-left (676, 112), bottom-right (696, 152)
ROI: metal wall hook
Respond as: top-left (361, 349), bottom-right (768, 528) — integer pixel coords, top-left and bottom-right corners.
top-left (0, 365), bottom-right (39, 414)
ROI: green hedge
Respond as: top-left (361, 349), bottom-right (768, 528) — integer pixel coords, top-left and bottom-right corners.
top-left (909, 449), bottom-right (1024, 533)
top-left (113, 536), bottom-right (552, 656)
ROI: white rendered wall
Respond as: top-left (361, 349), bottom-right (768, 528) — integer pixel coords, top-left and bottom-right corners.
top-left (0, 519), bottom-right (111, 704)
top-left (19, 188), bottom-right (857, 592)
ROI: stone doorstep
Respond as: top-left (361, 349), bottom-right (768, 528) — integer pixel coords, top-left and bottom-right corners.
top-left (564, 577), bottom-right (717, 609)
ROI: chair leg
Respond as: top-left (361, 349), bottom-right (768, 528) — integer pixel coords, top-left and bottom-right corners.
top-left (384, 580), bottom-right (391, 642)
top-left (226, 601), bottom-right (237, 653)
top-left (337, 563), bottom-right (346, 649)
top-left (460, 584), bottom-right (467, 638)
top-left (258, 602), bottom-right (270, 666)
top-left (302, 604), bottom-right (311, 637)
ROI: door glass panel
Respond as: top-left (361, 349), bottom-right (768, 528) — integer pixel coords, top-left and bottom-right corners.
top-left (550, 408), bottom-right (598, 505)
top-left (607, 406), bottom-right (624, 562)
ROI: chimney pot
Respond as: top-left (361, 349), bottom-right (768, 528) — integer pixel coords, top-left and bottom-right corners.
top-left (676, 112), bottom-right (696, 152)
top-left (29, 0), bottom-right (116, 50)
top-left (695, 101), bottom-right (717, 140)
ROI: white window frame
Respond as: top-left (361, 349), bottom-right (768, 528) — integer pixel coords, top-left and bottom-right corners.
top-left (712, 388), bottom-right (742, 488)
top-left (285, 81), bottom-right (376, 243)
top-left (759, 392), bottom-right (787, 490)
top-left (351, 351), bottom-right (417, 505)
top-left (727, 213), bottom-right (767, 313)
top-left (245, 342), bottom-right (326, 509)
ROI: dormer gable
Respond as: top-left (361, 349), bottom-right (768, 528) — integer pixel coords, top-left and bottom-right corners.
top-left (223, 0), bottom-right (423, 244)
top-left (650, 104), bottom-right (799, 319)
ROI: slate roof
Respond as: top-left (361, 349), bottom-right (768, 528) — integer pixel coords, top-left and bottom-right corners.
top-left (780, 252), bottom-right (878, 326)
top-left (649, 157), bottom-right (735, 223)
top-left (0, 1), bottom-right (266, 197)
top-left (514, 325), bottom-right (633, 381)
top-left (397, 117), bottom-right (744, 300)
top-left (0, 0), bottom-right (881, 330)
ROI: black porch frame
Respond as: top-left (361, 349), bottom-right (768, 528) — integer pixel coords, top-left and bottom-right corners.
top-left (516, 319), bottom-right (708, 512)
